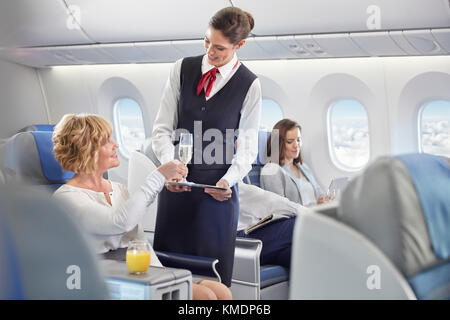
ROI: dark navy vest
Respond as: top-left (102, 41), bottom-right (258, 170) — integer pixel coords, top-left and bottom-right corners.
top-left (176, 55), bottom-right (257, 170)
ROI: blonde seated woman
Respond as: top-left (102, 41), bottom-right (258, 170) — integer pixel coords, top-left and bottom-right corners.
top-left (52, 113), bottom-right (231, 300)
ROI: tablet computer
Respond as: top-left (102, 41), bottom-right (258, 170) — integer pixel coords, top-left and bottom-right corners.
top-left (166, 181), bottom-right (228, 191)
top-left (328, 177), bottom-right (349, 200)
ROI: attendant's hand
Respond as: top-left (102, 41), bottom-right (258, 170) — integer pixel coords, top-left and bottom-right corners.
top-left (204, 179), bottom-right (232, 202)
top-left (166, 183), bottom-right (191, 192)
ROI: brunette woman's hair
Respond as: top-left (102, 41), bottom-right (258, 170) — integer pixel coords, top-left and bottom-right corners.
top-left (266, 119), bottom-right (303, 166)
top-left (209, 7), bottom-right (254, 45)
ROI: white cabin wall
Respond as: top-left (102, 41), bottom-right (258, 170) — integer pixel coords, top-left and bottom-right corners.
top-left (37, 56), bottom-right (450, 189)
top-left (246, 56), bottom-right (449, 188)
top-left (246, 57), bottom-right (392, 188)
top-left (0, 59), bottom-right (48, 138)
top-left (38, 63), bottom-right (173, 184)
top-left (383, 56), bottom-right (450, 155)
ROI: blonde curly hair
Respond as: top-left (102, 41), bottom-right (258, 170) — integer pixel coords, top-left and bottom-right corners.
top-left (52, 114), bottom-right (112, 174)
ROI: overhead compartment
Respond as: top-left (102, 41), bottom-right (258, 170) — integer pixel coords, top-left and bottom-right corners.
top-left (350, 31), bottom-right (407, 56)
top-left (0, 47), bottom-right (58, 68)
top-left (46, 45), bottom-right (117, 65)
top-left (0, 0), bottom-right (91, 48)
top-left (276, 35), bottom-right (315, 58)
top-left (171, 40), bottom-right (205, 57)
top-left (98, 43), bottom-right (153, 63)
top-left (294, 35), bottom-right (331, 58)
top-left (312, 34), bottom-right (369, 58)
top-left (64, 0), bottom-right (229, 43)
top-left (0, 45), bottom-right (118, 67)
top-left (233, 0), bottom-right (450, 35)
top-left (134, 41), bottom-right (184, 63)
top-left (0, 28), bottom-right (448, 67)
top-left (432, 28), bottom-right (450, 53)
top-left (236, 37), bottom-right (272, 60)
top-left (388, 31), bottom-right (421, 55)
top-left (1, 0), bottom-right (449, 50)
top-left (254, 36), bottom-right (298, 59)
top-left (403, 30), bottom-right (449, 55)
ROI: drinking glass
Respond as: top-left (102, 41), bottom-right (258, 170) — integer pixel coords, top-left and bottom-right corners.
top-left (178, 133), bottom-right (193, 182)
top-left (126, 240), bottom-right (151, 274)
top-left (326, 188), bottom-right (336, 202)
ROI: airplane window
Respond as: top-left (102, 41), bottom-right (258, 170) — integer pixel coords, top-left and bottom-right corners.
top-left (328, 99), bottom-right (370, 171)
top-left (260, 99), bottom-right (283, 131)
top-left (419, 100), bottom-right (450, 157)
top-left (113, 98), bottom-right (146, 158)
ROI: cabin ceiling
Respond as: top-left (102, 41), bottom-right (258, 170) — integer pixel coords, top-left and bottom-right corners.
top-left (0, 0), bottom-right (449, 67)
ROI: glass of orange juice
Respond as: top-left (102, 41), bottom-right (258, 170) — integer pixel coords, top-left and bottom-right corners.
top-left (126, 240), bottom-right (151, 274)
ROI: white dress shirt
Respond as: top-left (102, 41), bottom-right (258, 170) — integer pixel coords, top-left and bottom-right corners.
top-left (152, 53), bottom-right (262, 187)
top-left (296, 175), bottom-right (317, 207)
top-left (237, 181), bottom-right (309, 232)
top-left (52, 170), bottom-right (165, 267)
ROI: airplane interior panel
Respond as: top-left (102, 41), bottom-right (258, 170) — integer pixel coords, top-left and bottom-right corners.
top-left (0, 0), bottom-right (449, 305)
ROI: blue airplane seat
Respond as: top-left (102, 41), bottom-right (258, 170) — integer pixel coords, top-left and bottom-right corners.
top-left (232, 130), bottom-right (290, 299)
top-left (0, 131), bottom-right (74, 193)
top-left (137, 138), bottom-right (290, 299)
top-left (243, 130), bottom-right (270, 187)
top-left (0, 214), bottom-right (25, 299)
top-left (14, 124), bottom-right (111, 183)
top-left (128, 148), bottom-right (223, 283)
top-left (290, 153), bottom-right (450, 299)
top-left (0, 184), bottom-right (109, 299)
top-left (395, 154), bottom-right (450, 299)
top-left (260, 264), bottom-right (290, 289)
top-left (19, 124), bottom-right (55, 132)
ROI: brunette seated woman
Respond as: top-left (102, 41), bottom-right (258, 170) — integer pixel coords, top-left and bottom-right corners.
top-left (260, 119), bottom-right (326, 206)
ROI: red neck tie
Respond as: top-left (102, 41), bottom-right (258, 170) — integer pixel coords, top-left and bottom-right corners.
top-left (196, 67), bottom-right (219, 97)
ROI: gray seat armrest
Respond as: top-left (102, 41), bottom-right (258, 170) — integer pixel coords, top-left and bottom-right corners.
top-left (0, 169), bottom-right (5, 184)
top-left (290, 211), bottom-right (417, 299)
top-left (309, 202), bottom-right (339, 219)
top-left (232, 237), bottom-right (262, 284)
top-left (155, 251), bottom-right (221, 282)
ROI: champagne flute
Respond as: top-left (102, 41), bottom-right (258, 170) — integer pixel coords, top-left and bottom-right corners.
top-left (178, 133), bottom-right (193, 182)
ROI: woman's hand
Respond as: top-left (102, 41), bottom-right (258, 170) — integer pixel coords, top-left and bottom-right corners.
top-left (317, 194), bottom-right (326, 204)
top-left (317, 191), bottom-right (334, 205)
top-left (157, 160), bottom-right (187, 181)
top-left (204, 179), bottom-right (232, 202)
top-left (157, 160), bottom-right (191, 193)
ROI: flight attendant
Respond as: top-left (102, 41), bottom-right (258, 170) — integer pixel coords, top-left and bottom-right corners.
top-left (152, 7), bottom-right (262, 286)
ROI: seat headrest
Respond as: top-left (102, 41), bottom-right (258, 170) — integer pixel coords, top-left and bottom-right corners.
top-left (396, 154), bottom-right (450, 260)
top-left (256, 130), bottom-right (270, 165)
top-left (19, 124), bottom-right (55, 132)
top-left (31, 131), bottom-right (74, 183)
top-left (141, 138), bottom-right (161, 167)
top-left (0, 131), bottom-right (73, 185)
top-left (338, 153), bottom-right (450, 278)
top-left (242, 131), bottom-right (271, 186)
